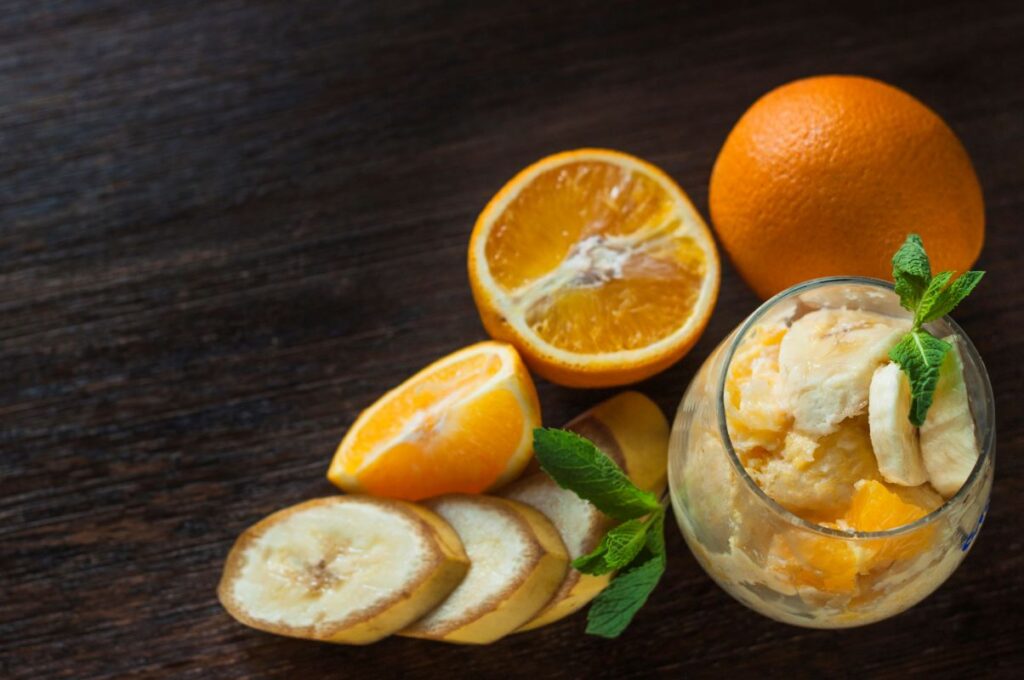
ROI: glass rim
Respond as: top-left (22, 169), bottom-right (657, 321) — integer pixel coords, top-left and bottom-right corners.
top-left (715, 275), bottom-right (995, 540)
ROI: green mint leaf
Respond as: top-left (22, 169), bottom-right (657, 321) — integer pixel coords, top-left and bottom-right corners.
top-left (915, 270), bottom-right (953, 326)
top-left (892, 233), bottom-right (932, 311)
top-left (534, 427), bottom-right (670, 638)
top-left (920, 270), bottom-right (984, 324)
top-left (887, 234), bottom-right (984, 425)
top-left (889, 330), bottom-right (951, 426)
top-left (572, 543), bottom-right (612, 575)
top-left (574, 516), bottom-right (654, 575)
top-left (533, 428), bottom-right (661, 520)
top-left (604, 517), bottom-right (652, 568)
top-left (584, 551), bottom-right (666, 638)
top-left (644, 509), bottom-right (666, 556)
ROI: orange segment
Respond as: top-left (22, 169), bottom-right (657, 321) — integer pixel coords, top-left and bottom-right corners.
top-left (523, 242), bottom-right (707, 354)
top-left (846, 480), bottom-right (936, 531)
top-left (771, 532), bottom-right (860, 595)
top-left (469, 149), bottom-right (720, 387)
top-left (769, 480), bottom-right (942, 597)
top-left (328, 342), bottom-right (541, 501)
top-left (844, 480), bottom-right (940, 565)
top-left (484, 161), bottom-right (681, 290)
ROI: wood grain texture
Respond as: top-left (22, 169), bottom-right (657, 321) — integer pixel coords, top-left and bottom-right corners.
top-left (2, 0), bottom-right (1022, 677)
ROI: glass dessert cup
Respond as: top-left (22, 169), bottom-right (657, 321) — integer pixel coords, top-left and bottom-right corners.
top-left (668, 277), bottom-right (994, 628)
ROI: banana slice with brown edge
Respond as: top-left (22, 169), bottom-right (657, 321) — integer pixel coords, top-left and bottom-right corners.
top-left (400, 495), bottom-right (568, 644)
top-left (218, 496), bottom-right (468, 645)
top-left (502, 391), bottom-right (669, 631)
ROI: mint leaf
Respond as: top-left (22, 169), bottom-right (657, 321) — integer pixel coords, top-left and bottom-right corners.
top-left (585, 551), bottom-right (666, 638)
top-left (915, 270), bottom-right (953, 325)
top-left (920, 270), bottom-right (984, 324)
top-left (889, 330), bottom-right (951, 426)
top-left (572, 543), bottom-right (612, 575)
top-left (534, 426), bottom-right (669, 637)
top-left (644, 510), bottom-right (666, 556)
top-left (892, 234), bottom-right (932, 310)
top-left (888, 234), bottom-right (983, 425)
top-left (604, 517), bottom-right (654, 568)
top-left (574, 517), bottom-right (652, 575)
top-left (533, 428), bottom-right (661, 520)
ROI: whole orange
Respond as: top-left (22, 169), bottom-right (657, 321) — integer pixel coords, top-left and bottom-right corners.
top-left (709, 75), bottom-right (984, 299)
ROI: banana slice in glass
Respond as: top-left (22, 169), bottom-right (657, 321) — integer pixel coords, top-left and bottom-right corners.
top-left (779, 308), bottom-right (910, 436)
top-left (920, 336), bottom-right (980, 497)
top-left (868, 362), bottom-right (929, 486)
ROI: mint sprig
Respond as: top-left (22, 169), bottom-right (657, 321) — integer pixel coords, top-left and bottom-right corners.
top-left (889, 330), bottom-right (951, 426)
top-left (889, 234), bottom-right (983, 426)
top-left (533, 428), bottom-right (661, 519)
top-left (532, 427), bottom-right (666, 638)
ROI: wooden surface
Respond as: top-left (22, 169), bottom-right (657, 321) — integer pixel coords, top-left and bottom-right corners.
top-left (3, 1), bottom-right (1022, 677)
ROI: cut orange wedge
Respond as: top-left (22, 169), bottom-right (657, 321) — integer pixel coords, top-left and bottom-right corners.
top-left (328, 342), bottom-right (541, 501)
top-left (468, 149), bottom-right (720, 387)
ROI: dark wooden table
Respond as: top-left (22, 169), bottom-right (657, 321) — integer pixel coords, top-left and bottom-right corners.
top-left (3, 1), bottom-right (1022, 677)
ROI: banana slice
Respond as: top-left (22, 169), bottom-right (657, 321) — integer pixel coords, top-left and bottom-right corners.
top-left (868, 362), bottom-right (929, 486)
top-left (920, 336), bottom-right (979, 497)
top-left (500, 473), bottom-right (612, 630)
top-left (779, 308), bottom-right (910, 436)
top-left (401, 495), bottom-right (569, 644)
top-left (502, 392), bottom-right (669, 631)
top-left (218, 496), bottom-right (469, 645)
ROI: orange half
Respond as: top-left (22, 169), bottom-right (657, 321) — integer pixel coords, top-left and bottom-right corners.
top-left (468, 149), bottom-right (720, 387)
top-left (328, 342), bottom-right (541, 500)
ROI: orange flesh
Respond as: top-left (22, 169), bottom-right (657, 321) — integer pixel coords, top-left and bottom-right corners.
top-left (846, 480), bottom-right (935, 531)
top-left (343, 352), bottom-right (502, 471)
top-left (330, 342), bottom-right (540, 501)
top-left (776, 532), bottom-right (860, 594)
top-left (484, 161), bottom-right (707, 354)
top-left (777, 480), bottom-right (938, 595)
top-left (357, 388), bottom-right (525, 500)
top-left (845, 480), bottom-right (938, 567)
top-left (485, 162), bottom-right (679, 290)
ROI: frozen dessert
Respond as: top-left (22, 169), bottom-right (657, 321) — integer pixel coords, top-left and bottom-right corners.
top-left (669, 280), bottom-right (992, 627)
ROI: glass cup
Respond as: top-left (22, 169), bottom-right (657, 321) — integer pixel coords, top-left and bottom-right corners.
top-left (667, 277), bottom-right (994, 628)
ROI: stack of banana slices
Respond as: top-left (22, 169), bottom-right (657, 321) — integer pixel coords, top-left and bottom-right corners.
top-left (217, 393), bottom-right (668, 645)
top-left (780, 308), bottom-right (980, 499)
top-left (868, 335), bottom-right (980, 497)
